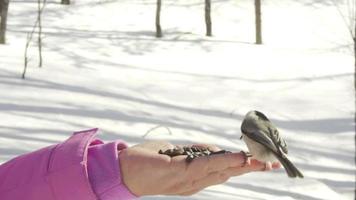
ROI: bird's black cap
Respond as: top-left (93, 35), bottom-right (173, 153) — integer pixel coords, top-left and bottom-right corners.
top-left (253, 110), bottom-right (270, 122)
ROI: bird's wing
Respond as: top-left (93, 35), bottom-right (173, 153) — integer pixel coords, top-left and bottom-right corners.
top-left (242, 129), bottom-right (279, 154)
top-left (268, 128), bottom-right (288, 154)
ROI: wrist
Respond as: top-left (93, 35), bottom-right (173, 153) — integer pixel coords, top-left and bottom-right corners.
top-left (87, 140), bottom-right (137, 200)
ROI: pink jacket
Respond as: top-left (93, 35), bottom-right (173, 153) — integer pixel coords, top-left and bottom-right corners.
top-left (0, 128), bottom-right (137, 200)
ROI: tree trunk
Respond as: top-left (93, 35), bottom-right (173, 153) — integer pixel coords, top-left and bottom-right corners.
top-left (254, 0), bottom-right (262, 44)
top-left (38, 0), bottom-right (43, 67)
top-left (0, 0), bottom-right (9, 44)
top-left (61, 0), bottom-right (70, 5)
top-left (354, 36), bottom-right (356, 189)
top-left (205, 0), bottom-right (212, 36)
top-left (352, 13), bottom-right (356, 190)
top-left (22, 33), bottom-right (31, 79)
top-left (354, 13), bottom-right (355, 91)
top-left (155, 0), bottom-right (162, 38)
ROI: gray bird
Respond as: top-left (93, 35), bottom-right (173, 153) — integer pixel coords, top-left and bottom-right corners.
top-left (240, 110), bottom-right (303, 178)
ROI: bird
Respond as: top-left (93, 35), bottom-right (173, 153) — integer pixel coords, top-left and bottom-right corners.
top-left (240, 110), bottom-right (303, 178)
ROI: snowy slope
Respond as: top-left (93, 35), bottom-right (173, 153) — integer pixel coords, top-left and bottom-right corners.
top-left (0, 0), bottom-right (354, 199)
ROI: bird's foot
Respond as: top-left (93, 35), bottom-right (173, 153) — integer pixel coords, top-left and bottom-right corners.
top-left (240, 150), bottom-right (252, 166)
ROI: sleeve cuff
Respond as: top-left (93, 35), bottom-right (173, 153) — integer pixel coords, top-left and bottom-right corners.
top-left (87, 140), bottom-right (137, 200)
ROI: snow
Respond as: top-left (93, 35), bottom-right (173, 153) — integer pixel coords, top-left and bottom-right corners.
top-left (0, 0), bottom-right (355, 199)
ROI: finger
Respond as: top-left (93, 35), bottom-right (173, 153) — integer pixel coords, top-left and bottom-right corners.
top-left (190, 144), bottom-right (221, 152)
top-left (221, 166), bottom-right (251, 177)
top-left (187, 152), bottom-right (247, 179)
top-left (220, 164), bottom-right (264, 177)
top-left (227, 160), bottom-right (282, 176)
top-left (249, 159), bottom-right (268, 170)
top-left (272, 162), bottom-right (281, 169)
top-left (249, 159), bottom-right (282, 171)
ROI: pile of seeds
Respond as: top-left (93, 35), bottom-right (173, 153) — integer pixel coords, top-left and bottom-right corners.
top-left (159, 146), bottom-right (232, 163)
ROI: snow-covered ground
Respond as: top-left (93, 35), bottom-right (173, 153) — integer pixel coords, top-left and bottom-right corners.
top-left (0, 0), bottom-right (355, 199)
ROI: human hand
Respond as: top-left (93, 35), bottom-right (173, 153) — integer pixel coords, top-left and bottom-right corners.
top-left (119, 141), bottom-right (280, 196)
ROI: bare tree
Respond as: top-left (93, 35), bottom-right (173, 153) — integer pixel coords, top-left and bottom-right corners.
top-left (205, 0), bottom-right (212, 36)
top-left (61, 0), bottom-right (70, 5)
top-left (331, 0), bottom-right (355, 88)
top-left (0, 0), bottom-right (9, 44)
top-left (254, 0), bottom-right (262, 44)
top-left (23, 0), bottom-right (46, 78)
top-left (155, 0), bottom-right (213, 37)
top-left (38, 0), bottom-right (43, 67)
top-left (22, 33), bottom-right (31, 79)
top-left (155, 0), bottom-right (162, 38)
top-left (331, 2), bottom-right (356, 188)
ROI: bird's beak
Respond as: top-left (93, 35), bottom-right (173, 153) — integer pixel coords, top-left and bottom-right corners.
top-left (239, 135), bottom-right (243, 140)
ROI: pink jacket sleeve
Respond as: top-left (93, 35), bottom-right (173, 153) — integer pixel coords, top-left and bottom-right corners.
top-left (0, 128), bottom-right (137, 200)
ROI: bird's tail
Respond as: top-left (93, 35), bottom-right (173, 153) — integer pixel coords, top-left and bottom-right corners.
top-left (276, 154), bottom-right (304, 178)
